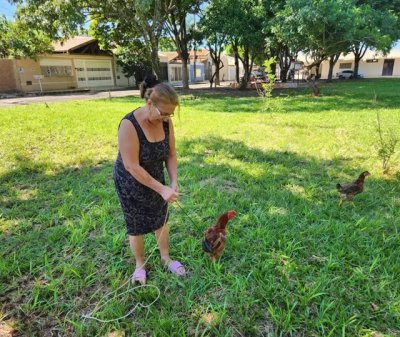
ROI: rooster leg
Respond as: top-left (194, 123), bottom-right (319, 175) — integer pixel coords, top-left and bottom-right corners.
top-left (338, 199), bottom-right (343, 207)
top-left (210, 251), bottom-right (222, 262)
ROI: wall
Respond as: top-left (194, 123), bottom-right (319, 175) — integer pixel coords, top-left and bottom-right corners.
top-left (0, 59), bottom-right (20, 92)
top-left (13, 54), bottom-right (116, 92)
top-left (115, 62), bottom-right (135, 87)
top-left (320, 58), bottom-right (400, 79)
top-left (15, 57), bottom-right (75, 92)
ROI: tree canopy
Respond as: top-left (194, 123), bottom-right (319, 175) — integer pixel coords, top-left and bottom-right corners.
top-left (0, 14), bottom-right (53, 58)
top-left (4, 0), bottom-right (400, 83)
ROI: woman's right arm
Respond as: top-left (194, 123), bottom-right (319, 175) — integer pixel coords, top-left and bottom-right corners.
top-left (118, 119), bottom-right (178, 202)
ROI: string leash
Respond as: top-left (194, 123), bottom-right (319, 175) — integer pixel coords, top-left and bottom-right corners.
top-left (81, 204), bottom-right (170, 323)
top-left (175, 200), bottom-right (199, 227)
top-left (81, 199), bottom-right (199, 323)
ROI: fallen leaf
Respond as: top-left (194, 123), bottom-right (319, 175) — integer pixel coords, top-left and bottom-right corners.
top-left (107, 331), bottom-right (125, 337)
top-left (370, 303), bottom-right (380, 311)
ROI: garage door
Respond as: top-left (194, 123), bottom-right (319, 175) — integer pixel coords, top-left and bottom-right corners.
top-left (75, 60), bottom-right (114, 88)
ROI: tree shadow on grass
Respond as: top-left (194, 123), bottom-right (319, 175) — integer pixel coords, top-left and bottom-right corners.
top-left (107, 79), bottom-right (400, 116)
top-left (0, 140), bottom-right (399, 336)
top-left (0, 156), bottom-right (128, 337)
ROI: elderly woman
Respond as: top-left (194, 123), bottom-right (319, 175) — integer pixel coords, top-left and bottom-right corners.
top-left (113, 82), bottom-right (185, 284)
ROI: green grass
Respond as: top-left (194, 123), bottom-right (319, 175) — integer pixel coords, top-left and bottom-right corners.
top-left (1, 79), bottom-right (400, 337)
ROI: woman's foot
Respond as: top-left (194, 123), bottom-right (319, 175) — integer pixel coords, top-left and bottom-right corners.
top-left (132, 268), bottom-right (146, 285)
top-left (161, 259), bottom-right (186, 276)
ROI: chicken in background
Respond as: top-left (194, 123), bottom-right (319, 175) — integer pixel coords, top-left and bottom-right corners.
top-left (202, 210), bottom-right (237, 262)
top-left (336, 171), bottom-right (370, 206)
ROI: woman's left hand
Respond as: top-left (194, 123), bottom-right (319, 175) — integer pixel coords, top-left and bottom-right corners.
top-left (171, 181), bottom-right (179, 193)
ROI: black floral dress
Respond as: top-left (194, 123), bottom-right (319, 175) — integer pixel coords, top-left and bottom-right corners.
top-left (113, 110), bottom-right (170, 235)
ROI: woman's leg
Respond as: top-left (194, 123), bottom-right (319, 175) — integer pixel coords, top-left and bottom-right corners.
top-left (155, 225), bottom-right (185, 275)
top-left (128, 234), bottom-right (145, 269)
top-left (155, 224), bottom-right (170, 264)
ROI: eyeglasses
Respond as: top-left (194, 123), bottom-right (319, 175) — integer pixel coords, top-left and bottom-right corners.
top-left (154, 104), bottom-right (174, 118)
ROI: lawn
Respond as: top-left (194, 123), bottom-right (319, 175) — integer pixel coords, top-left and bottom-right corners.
top-left (1, 79), bottom-right (400, 337)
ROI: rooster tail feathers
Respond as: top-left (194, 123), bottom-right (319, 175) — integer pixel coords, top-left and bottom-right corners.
top-left (336, 183), bottom-right (342, 191)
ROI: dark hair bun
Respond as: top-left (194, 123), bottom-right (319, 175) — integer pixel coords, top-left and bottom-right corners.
top-left (140, 74), bottom-right (160, 98)
top-left (144, 74), bottom-right (159, 88)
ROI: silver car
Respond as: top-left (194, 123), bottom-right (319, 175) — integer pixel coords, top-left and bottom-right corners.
top-left (336, 70), bottom-right (363, 79)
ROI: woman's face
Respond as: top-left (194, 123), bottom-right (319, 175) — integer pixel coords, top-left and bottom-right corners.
top-left (148, 100), bottom-right (176, 123)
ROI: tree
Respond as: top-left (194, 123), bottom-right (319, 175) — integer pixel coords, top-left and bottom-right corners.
top-left (0, 15), bottom-right (53, 58)
top-left (0, 15), bottom-right (11, 58)
top-left (291, 0), bottom-right (353, 81)
top-left (164, 0), bottom-right (204, 89)
top-left (198, 0), bottom-right (230, 88)
top-left (265, 1), bottom-right (304, 82)
top-left (159, 37), bottom-right (176, 51)
top-left (349, 1), bottom-right (400, 78)
top-left (114, 44), bottom-right (152, 87)
top-left (11, 0), bottom-right (174, 78)
top-left (237, 0), bottom-right (266, 88)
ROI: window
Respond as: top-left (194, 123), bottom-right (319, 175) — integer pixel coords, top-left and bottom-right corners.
top-left (86, 67), bottom-right (110, 72)
top-left (87, 76), bottom-right (112, 81)
top-left (41, 66), bottom-right (72, 77)
top-left (171, 67), bottom-right (182, 81)
top-left (366, 59), bottom-right (378, 63)
top-left (339, 63), bottom-right (352, 69)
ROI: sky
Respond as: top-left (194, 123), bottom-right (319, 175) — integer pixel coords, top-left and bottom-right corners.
top-left (0, 2), bottom-right (399, 50)
top-left (0, 0), bottom-right (15, 19)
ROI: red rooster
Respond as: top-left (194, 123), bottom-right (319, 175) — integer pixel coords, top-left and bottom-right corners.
top-left (202, 210), bottom-right (237, 262)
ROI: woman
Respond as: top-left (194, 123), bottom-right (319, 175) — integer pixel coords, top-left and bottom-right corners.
top-left (113, 82), bottom-right (185, 284)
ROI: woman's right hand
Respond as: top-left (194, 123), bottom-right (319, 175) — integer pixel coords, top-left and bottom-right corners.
top-left (160, 186), bottom-right (179, 203)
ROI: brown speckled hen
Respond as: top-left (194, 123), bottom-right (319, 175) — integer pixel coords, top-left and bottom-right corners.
top-left (336, 171), bottom-right (370, 206)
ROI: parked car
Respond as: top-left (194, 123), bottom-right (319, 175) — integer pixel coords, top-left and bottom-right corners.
top-left (240, 71), bottom-right (267, 82)
top-left (250, 71), bottom-right (265, 80)
top-left (336, 70), bottom-right (363, 79)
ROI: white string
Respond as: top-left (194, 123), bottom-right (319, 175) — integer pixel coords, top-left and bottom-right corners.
top-left (81, 204), bottom-right (170, 323)
top-left (81, 284), bottom-right (161, 323)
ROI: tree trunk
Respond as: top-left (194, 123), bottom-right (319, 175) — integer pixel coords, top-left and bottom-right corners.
top-left (315, 61), bottom-right (321, 78)
top-left (239, 46), bottom-right (251, 89)
top-left (280, 68), bottom-right (288, 82)
top-left (352, 43), bottom-right (367, 79)
top-left (306, 74), bottom-right (320, 96)
top-left (279, 57), bottom-right (290, 83)
top-left (353, 55), bottom-right (361, 79)
top-left (234, 54), bottom-right (239, 83)
top-left (215, 70), bottom-right (220, 86)
top-left (232, 40), bottom-right (240, 83)
top-left (327, 53), bottom-right (340, 82)
top-left (209, 61), bottom-right (224, 89)
top-left (181, 55), bottom-right (189, 89)
top-left (193, 37), bottom-right (196, 82)
top-left (150, 46), bottom-right (161, 79)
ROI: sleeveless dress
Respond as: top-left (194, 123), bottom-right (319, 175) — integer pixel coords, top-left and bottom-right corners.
top-left (113, 109), bottom-right (170, 235)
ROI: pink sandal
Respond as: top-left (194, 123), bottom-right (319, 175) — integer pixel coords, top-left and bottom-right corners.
top-left (132, 268), bottom-right (146, 285)
top-left (166, 260), bottom-right (186, 276)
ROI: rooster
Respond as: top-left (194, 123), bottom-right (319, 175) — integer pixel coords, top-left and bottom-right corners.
top-left (202, 210), bottom-right (237, 262)
top-left (336, 171), bottom-right (370, 206)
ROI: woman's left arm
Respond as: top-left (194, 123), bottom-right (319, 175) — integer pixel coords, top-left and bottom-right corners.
top-left (167, 119), bottom-right (178, 192)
